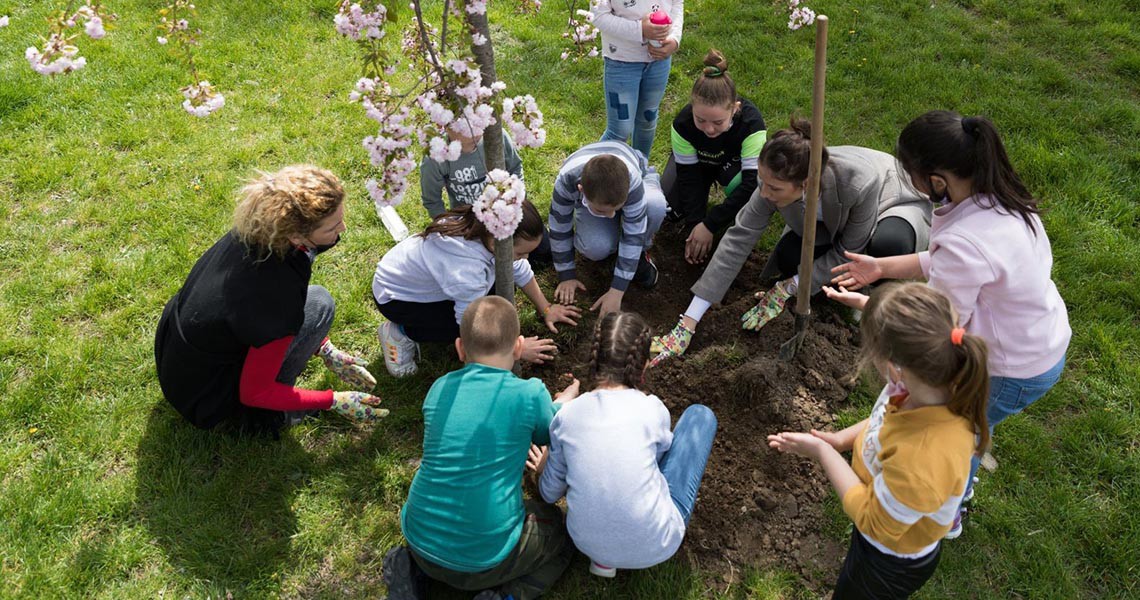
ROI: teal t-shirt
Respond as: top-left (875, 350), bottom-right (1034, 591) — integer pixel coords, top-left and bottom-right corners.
top-left (401, 363), bottom-right (555, 571)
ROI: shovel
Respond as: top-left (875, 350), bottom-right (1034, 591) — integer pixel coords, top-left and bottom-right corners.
top-left (779, 14), bottom-right (829, 362)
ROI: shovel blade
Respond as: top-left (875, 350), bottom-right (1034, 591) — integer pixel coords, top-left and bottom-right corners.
top-left (778, 313), bottom-right (812, 361)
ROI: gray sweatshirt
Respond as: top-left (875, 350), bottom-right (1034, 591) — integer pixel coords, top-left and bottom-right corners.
top-left (538, 388), bottom-right (685, 569)
top-left (692, 145), bottom-right (931, 301)
top-left (420, 131), bottom-right (523, 217)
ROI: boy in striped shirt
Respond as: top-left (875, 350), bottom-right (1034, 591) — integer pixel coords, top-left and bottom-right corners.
top-left (548, 141), bottom-right (666, 316)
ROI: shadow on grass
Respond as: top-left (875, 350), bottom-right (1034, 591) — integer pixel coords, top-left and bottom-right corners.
top-left (134, 403), bottom-right (311, 594)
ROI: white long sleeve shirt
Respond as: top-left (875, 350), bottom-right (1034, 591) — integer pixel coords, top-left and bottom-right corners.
top-left (592, 0), bottom-right (684, 63)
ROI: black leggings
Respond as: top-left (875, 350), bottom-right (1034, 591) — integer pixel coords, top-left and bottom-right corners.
top-left (772, 216), bottom-right (917, 281)
top-left (832, 530), bottom-right (941, 599)
top-left (375, 298), bottom-right (460, 343)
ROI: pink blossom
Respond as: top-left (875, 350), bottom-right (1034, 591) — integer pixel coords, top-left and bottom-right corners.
top-left (474, 170), bottom-right (526, 239)
top-left (85, 16), bottom-right (106, 39)
top-left (787, 2), bottom-right (816, 30)
top-left (0, 16), bottom-right (9, 28)
top-left (157, 36), bottom-right (168, 45)
top-left (181, 80), bottom-right (225, 117)
top-left (465, 0), bottom-right (487, 15)
top-left (502, 95), bottom-right (546, 149)
top-left (472, 32), bottom-right (487, 46)
top-left (428, 136), bottom-right (462, 162)
top-left (26, 36), bottom-right (87, 76)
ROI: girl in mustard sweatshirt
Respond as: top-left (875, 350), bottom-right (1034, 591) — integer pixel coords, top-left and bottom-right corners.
top-left (768, 282), bottom-right (989, 599)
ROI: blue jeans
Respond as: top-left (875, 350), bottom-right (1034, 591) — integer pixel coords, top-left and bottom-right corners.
top-left (277, 285), bottom-right (335, 383)
top-left (659, 404), bottom-right (717, 524)
top-left (600, 57), bottom-right (672, 159)
top-left (965, 355), bottom-right (1066, 495)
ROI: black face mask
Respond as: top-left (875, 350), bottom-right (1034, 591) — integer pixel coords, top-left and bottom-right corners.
top-left (927, 177), bottom-right (951, 208)
top-left (306, 234), bottom-right (341, 256)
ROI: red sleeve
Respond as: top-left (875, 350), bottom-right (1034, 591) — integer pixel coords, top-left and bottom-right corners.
top-left (240, 337), bottom-right (335, 411)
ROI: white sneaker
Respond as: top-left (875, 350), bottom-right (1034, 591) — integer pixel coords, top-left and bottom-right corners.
top-left (378, 321), bottom-right (418, 377)
top-left (589, 561), bottom-right (616, 578)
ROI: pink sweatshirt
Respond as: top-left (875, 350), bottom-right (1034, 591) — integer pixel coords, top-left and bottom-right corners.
top-left (918, 195), bottom-right (1070, 378)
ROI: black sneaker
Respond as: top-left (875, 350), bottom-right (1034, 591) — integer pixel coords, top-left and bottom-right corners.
top-left (633, 252), bottom-right (659, 289)
top-left (382, 546), bottom-right (427, 600)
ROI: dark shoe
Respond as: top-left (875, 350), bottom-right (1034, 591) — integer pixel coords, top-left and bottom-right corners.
top-left (633, 252), bottom-right (659, 289)
top-left (473, 591), bottom-right (506, 600)
top-left (664, 204), bottom-right (685, 224)
top-left (382, 546), bottom-right (427, 600)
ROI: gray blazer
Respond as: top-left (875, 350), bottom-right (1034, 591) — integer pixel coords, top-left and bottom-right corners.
top-left (691, 145), bottom-right (930, 303)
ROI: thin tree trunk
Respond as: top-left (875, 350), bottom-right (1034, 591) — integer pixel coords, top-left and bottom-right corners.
top-left (467, 11), bottom-right (514, 301)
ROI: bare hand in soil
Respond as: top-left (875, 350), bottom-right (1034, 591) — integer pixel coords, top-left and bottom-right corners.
top-left (822, 285), bottom-right (869, 310)
top-left (521, 336), bottom-right (557, 364)
top-left (544, 304), bottom-right (581, 333)
top-left (830, 251), bottom-right (882, 290)
top-left (555, 279), bottom-right (586, 304)
top-left (685, 223), bottom-right (714, 264)
top-left (767, 431), bottom-right (827, 459)
top-left (555, 377), bottom-right (581, 402)
top-left (590, 288), bottom-right (624, 316)
top-left (526, 444), bottom-right (548, 475)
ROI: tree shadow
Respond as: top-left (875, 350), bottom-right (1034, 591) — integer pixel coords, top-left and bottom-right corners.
top-left (134, 402), bottom-right (312, 594)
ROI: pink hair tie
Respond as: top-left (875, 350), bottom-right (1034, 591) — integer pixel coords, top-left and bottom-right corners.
top-left (950, 327), bottom-right (966, 346)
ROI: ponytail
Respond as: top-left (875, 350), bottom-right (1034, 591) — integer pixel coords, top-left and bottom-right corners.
top-left (949, 334), bottom-right (991, 453)
top-left (588, 311), bottom-right (652, 390)
top-left (897, 110), bottom-right (1040, 234)
top-left (691, 49), bottom-right (736, 109)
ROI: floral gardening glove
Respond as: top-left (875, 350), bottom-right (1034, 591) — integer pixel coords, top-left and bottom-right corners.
top-left (741, 278), bottom-right (794, 331)
top-left (331, 391), bottom-right (388, 422)
top-left (648, 316), bottom-right (694, 367)
top-left (319, 340), bottom-right (377, 391)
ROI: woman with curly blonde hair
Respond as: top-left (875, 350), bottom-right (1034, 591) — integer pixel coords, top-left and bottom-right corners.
top-left (155, 165), bottom-right (385, 434)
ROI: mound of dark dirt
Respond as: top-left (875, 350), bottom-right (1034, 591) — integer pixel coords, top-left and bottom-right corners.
top-left (526, 225), bottom-right (862, 588)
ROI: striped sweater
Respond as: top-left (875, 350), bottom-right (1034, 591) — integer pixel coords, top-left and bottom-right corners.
top-left (549, 141), bottom-right (650, 292)
top-left (843, 387), bottom-right (975, 558)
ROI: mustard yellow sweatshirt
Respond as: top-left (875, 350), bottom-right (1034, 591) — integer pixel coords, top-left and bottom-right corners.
top-left (843, 388), bottom-right (975, 558)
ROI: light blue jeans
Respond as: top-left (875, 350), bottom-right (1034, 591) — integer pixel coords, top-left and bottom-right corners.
top-left (659, 404), bottom-right (718, 524)
top-left (573, 169), bottom-right (667, 260)
top-left (964, 355), bottom-right (1066, 499)
top-left (600, 57), bottom-right (672, 159)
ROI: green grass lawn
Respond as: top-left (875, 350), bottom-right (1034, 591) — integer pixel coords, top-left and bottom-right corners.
top-left (1, 0), bottom-right (1137, 598)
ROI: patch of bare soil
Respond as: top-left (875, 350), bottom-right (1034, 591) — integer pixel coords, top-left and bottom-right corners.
top-left (526, 225), bottom-right (861, 589)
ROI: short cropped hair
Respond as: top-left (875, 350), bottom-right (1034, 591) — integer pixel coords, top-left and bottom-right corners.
top-left (579, 154), bottom-right (629, 208)
top-left (460, 296), bottom-right (520, 358)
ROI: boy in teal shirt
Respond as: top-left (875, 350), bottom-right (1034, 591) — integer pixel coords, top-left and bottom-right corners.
top-left (383, 296), bottom-right (577, 600)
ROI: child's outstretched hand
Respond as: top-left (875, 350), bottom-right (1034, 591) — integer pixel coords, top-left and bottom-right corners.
top-left (521, 336), bottom-right (557, 364)
top-left (526, 444), bottom-right (549, 475)
top-left (830, 251), bottom-right (882, 290)
top-left (555, 279), bottom-right (586, 304)
top-left (822, 285), bottom-right (869, 310)
top-left (544, 304), bottom-right (581, 333)
top-left (555, 375), bottom-right (580, 403)
top-left (809, 428), bottom-right (846, 451)
top-left (767, 431), bottom-right (827, 460)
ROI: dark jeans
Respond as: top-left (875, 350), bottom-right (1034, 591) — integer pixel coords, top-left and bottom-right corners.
top-left (772, 216), bottom-right (917, 282)
top-left (277, 285), bottom-right (335, 384)
top-left (375, 298), bottom-right (460, 343)
top-left (411, 500), bottom-right (574, 600)
top-left (660, 152), bottom-right (742, 224)
top-left (833, 531), bottom-right (941, 599)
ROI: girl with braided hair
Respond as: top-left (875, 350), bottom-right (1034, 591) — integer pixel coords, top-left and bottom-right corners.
top-left (527, 311), bottom-right (716, 579)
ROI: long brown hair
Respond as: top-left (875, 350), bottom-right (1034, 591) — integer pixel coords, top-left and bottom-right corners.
top-left (588, 311), bottom-right (652, 390)
top-left (691, 48), bottom-right (736, 109)
top-left (897, 110), bottom-right (1040, 233)
top-left (420, 199), bottom-right (543, 244)
top-left (861, 283), bottom-right (991, 452)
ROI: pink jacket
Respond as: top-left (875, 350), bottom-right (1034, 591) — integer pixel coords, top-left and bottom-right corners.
top-left (919, 195), bottom-right (1070, 378)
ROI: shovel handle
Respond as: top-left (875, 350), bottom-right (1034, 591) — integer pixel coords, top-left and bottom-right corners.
top-left (793, 15), bottom-right (828, 317)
